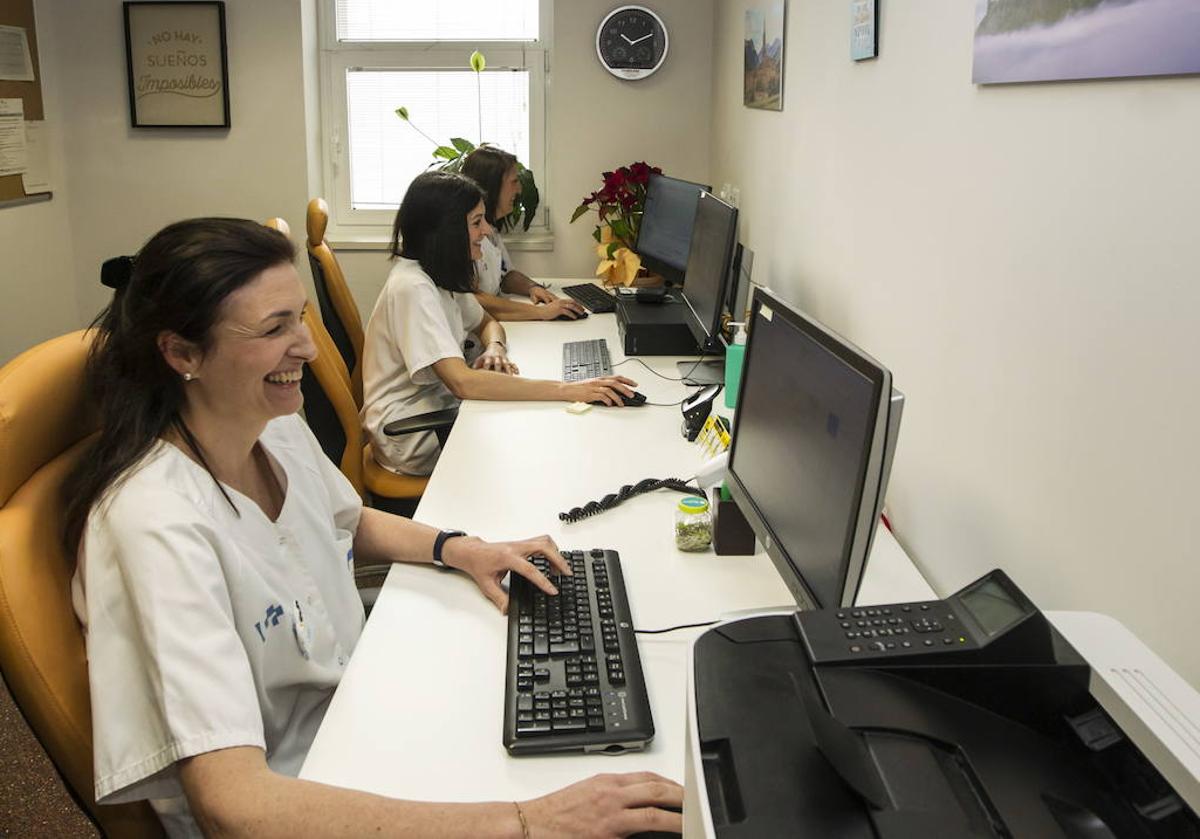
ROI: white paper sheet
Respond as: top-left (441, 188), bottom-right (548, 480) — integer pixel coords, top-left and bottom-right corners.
top-left (0, 25), bottom-right (35, 82)
top-left (0, 98), bottom-right (28, 177)
top-left (21, 120), bottom-right (49, 193)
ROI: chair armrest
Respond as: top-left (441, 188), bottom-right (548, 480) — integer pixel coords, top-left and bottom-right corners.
top-left (382, 407), bottom-right (460, 437)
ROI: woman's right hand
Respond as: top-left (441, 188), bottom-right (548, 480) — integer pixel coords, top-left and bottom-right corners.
top-left (520, 772), bottom-right (684, 838)
top-left (538, 298), bottom-right (588, 321)
top-left (563, 375), bottom-right (638, 406)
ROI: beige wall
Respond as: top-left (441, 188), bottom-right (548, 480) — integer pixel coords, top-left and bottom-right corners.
top-left (711, 0), bottom-right (1200, 688)
top-left (337, 0), bottom-right (716, 322)
top-left (0, 3), bottom-right (78, 364)
top-left (46, 0), bottom-right (313, 324)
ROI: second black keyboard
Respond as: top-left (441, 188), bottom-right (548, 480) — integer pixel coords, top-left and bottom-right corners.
top-left (561, 283), bottom-right (617, 313)
top-left (503, 549), bottom-right (654, 755)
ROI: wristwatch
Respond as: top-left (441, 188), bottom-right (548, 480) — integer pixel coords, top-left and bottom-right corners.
top-left (432, 529), bottom-right (467, 569)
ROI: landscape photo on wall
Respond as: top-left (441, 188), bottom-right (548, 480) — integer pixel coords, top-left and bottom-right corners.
top-left (745, 1), bottom-right (786, 110)
top-left (973, 0), bottom-right (1200, 84)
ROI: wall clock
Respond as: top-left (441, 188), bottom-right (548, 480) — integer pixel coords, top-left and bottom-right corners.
top-left (596, 5), bottom-right (669, 80)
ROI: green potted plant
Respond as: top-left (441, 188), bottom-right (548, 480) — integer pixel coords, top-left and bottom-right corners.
top-left (395, 51), bottom-right (540, 232)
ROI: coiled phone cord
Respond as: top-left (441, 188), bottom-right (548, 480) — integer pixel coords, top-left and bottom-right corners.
top-left (558, 477), bottom-right (702, 523)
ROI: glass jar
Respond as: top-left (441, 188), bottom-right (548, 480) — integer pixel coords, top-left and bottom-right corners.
top-left (675, 496), bottom-right (713, 552)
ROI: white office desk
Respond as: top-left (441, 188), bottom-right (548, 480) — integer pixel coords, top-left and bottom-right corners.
top-left (299, 300), bottom-right (934, 804)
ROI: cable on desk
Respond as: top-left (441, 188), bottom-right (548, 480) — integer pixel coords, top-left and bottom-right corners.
top-left (611, 357), bottom-right (718, 405)
top-left (613, 357), bottom-right (684, 381)
top-left (558, 477), bottom-right (702, 523)
top-left (634, 620), bottom-right (718, 635)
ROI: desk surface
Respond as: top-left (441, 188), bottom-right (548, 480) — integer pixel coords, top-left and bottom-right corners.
top-left (299, 293), bottom-right (934, 803)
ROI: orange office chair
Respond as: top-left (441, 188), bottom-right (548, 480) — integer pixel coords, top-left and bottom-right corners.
top-left (0, 330), bottom-right (164, 838)
top-left (305, 198), bottom-right (365, 406)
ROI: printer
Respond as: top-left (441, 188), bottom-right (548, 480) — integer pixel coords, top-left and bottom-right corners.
top-left (684, 569), bottom-right (1200, 838)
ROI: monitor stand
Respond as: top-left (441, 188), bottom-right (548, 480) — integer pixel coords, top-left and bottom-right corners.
top-left (677, 359), bottom-right (724, 385)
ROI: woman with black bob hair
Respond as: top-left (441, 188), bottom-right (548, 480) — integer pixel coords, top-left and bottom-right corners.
top-left (362, 171), bottom-right (637, 477)
top-left (460, 145), bottom-right (585, 321)
top-left (65, 217), bottom-right (681, 837)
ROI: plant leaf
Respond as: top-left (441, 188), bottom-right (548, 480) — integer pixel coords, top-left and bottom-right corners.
top-left (450, 137), bottom-right (475, 154)
top-left (570, 204), bottom-right (591, 224)
top-left (394, 106), bottom-right (409, 121)
top-left (470, 50), bottom-right (486, 72)
top-left (433, 145), bottom-right (459, 160)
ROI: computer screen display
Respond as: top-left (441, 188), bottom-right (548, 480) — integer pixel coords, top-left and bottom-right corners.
top-left (679, 192), bottom-right (739, 350)
top-left (635, 174), bottom-right (709, 285)
top-left (725, 288), bottom-right (902, 610)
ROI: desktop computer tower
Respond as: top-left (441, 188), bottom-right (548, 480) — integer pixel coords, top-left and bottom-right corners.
top-left (614, 297), bottom-right (700, 356)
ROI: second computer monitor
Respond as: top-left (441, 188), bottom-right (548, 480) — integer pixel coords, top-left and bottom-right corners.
top-left (679, 191), bottom-right (739, 353)
top-left (635, 173), bottom-right (710, 286)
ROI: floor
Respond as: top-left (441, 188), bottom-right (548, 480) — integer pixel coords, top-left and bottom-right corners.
top-left (0, 673), bottom-right (98, 838)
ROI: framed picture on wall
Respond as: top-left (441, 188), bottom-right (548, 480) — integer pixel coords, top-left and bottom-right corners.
top-left (744, 1), bottom-right (786, 111)
top-left (851, 0), bottom-right (878, 61)
top-left (973, 0), bottom-right (1200, 83)
top-left (123, 1), bottom-right (230, 128)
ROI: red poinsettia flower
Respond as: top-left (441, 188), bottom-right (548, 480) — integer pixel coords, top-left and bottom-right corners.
top-left (570, 160), bottom-right (664, 253)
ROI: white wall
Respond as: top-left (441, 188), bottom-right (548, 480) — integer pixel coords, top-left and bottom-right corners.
top-left (337, 0), bottom-right (716, 320)
top-left (0, 1), bottom-right (78, 364)
top-left (46, 0), bottom-right (313, 323)
top-left (711, 0), bottom-right (1200, 687)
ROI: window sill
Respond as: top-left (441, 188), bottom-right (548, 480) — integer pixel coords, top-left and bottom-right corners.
top-left (330, 231), bottom-right (555, 253)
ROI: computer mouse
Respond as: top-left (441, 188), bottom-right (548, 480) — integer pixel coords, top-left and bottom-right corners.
top-left (590, 391), bottom-right (647, 407)
top-left (554, 310), bottom-right (589, 321)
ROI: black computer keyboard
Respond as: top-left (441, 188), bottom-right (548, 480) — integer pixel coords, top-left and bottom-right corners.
top-left (561, 283), bottom-right (617, 314)
top-left (503, 549), bottom-right (654, 755)
top-left (562, 338), bottom-right (613, 382)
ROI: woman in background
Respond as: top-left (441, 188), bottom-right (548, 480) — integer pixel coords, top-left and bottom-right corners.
top-left (461, 145), bottom-right (586, 321)
top-left (65, 217), bottom-right (680, 838)
top-left (362, 171), bottom-right (637, 477)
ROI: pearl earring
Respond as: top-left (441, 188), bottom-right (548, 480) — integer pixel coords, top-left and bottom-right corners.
top-left (183, 372), bottom-right (195, 381)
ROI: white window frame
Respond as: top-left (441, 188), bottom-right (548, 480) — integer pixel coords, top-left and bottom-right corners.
top-left (318, 1), bottom-right (552, 246)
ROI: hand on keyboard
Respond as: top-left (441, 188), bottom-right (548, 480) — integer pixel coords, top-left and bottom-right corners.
top-left (562, 375), bottom-right (638, 407)
top-left (519, 771), bottom-right (684, 838)
top-left (437, 533), bottom-right (571, 613)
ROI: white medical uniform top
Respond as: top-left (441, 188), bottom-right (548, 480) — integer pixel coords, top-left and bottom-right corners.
top-left (361, 257), bottom-right (484, 476)
top-left (473, 231), bottom-right (511, 296)
top-left (72, 414), bottom-right (364, 837)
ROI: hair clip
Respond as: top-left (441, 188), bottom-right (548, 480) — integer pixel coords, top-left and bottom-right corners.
top-left (100, 255), bottom-right (136, 290)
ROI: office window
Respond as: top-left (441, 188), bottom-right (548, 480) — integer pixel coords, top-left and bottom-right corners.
top-left (321, 0), bottom-right (548, 240)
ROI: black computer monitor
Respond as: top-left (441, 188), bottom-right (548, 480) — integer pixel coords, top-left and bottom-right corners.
top-left (635, 173), bottom-right (710, 286)
top-left (725, 287), bottom-right (905, 610)
top-left (679, 192), bottom-right (739, 354)
top-left (726, 244), bottom-right (753, 324)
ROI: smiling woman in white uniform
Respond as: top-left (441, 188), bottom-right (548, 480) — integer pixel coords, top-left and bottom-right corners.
top-left (63, 219), bottom-right (683, 838)
top-left (362, 171), bottom-right (637, 477)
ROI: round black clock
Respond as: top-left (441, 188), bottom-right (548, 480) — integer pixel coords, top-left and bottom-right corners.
top-left (596, 5), bottom-right (669, 80)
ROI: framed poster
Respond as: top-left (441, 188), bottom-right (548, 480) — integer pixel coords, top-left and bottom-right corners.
top-left (123, 1), bottom-right (230, 128)
top-left (744, 1), bottom-right (786, 110)
top-left (973, 0), bottom-right (1200, 84)
top-left (851, 0), bottom-right (878, 61)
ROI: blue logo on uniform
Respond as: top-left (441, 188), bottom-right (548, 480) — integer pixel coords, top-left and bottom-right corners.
top-left (253, 603), bottom-right (285, 642)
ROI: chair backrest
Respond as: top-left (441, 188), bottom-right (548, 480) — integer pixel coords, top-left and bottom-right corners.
top-left (306, 198), bottom-right (365, 406)
top-left (301, 307), bottom-right (367, 500)
top-left (0, 331), bottom-right (164, 838)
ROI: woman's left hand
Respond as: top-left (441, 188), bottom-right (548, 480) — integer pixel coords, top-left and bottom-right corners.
top-left (473, 345), bottom-right (519, 375)
top-left (529, 285), bottom-right (557, 305)
top-left (440, 535), bottom-right (572, 613)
